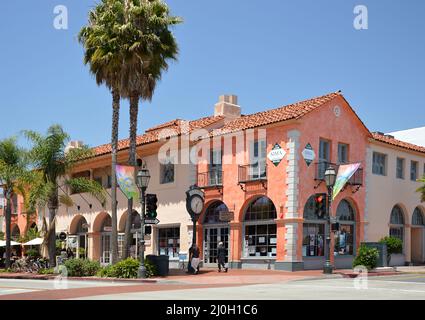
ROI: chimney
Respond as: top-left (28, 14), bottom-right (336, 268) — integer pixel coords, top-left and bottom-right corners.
top-left (214, 95), bottom-right (241, 119)
top-left (65, 140), bottom-right (84, 153)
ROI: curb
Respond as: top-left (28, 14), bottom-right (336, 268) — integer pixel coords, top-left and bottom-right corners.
top-left (337, 271), bottom-right (400, 278)
top-left (0, 274), bottom-right (157, 283)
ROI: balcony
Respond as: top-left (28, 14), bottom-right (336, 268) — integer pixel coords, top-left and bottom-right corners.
top-left (314, 161), bottom-right (363, 190)
top-left (238, 163), bottom-right (267, 184)
top-left (197, 169), bottom-right (223, 188)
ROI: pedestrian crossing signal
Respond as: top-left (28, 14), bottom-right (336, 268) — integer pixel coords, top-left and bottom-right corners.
top-left (145, 226), bottom-right (152, 235)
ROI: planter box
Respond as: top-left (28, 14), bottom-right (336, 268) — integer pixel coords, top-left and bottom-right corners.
top-left (389, 253), bottom-right (405, 267)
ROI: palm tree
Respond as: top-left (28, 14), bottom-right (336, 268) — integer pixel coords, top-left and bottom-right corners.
top-left (24, 125), bottom-right (106, 267)
top-left (0, 137), bottom-right (28, 268)
top-left (78, 0), bottom-right (126, 264)
top-left (120, 0), bottom-right (181, 258)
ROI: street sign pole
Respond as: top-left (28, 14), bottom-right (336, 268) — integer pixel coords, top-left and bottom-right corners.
top-left (138, 188), bottom-right (146, 279)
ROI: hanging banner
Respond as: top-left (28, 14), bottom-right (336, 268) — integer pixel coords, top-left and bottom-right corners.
top-left (116, 165), bottom-right (139, 202)
top-left (332, 163), bottom-right (361, 200)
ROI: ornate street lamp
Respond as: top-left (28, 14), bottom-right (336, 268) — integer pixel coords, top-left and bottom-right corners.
top-left (323, 166), bottom-right (337, 274)
top-left (136, 168), bottom-right (150, 278)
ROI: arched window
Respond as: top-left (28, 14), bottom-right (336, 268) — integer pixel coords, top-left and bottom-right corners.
top-left (101, 215), bottom-right (112, 232)
top-left (204, 201), bottom-right (229, 224)
top-left (243, 197), bottom-right (277, 258)
top-left (76, 217), bottom-right (88, 234)
top-left (303, 195), bottom-right (325, 257)
top-left (334, 200), bottom-right (356, 255)
top-left (390, 205), bottom-right (405, 243)
top-left (412, 207), bottom-right (425, 226)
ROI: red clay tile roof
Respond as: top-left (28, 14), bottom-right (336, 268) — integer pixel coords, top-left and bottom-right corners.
top-left (92, 115), bottom-right (224, 157)
top-left (90, 91), bottom-right (372, 158)
top-left (211, 91), bottom-right (343, 136)
top-left (372, 132), bottom-right (425, 154)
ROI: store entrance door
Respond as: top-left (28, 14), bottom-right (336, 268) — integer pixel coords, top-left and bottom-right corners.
top-left (203, 226), bottom-right (229, 267)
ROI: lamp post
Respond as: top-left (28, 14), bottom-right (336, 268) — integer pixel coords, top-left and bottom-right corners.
top-left (323, 165), bottom-right (337, 274)
top-left (136, 168), bottom-right (150, 278)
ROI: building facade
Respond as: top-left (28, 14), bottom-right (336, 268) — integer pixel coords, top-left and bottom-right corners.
top-left (365, 132), bottom-right (425, 265)
top-left (5, 91), bottom-right (424, 270)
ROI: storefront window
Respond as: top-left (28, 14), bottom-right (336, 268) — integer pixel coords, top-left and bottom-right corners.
top-left (243, 197), bottom-right (277, 258)
top-left (158, 227), bottom-right (180, 258)
top-left (303, 195), bottom-right (325, 257)
top-left (303, 223), bottom-right (325, 257)
top-left (204, 201), bottom-right (229, 224)
top-left (334, 200), bottom-right (355, 256)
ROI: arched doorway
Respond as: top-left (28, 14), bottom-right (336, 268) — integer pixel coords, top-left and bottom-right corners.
top-left (302, 195), bottom-right (325, 262)
top-left (411, 207), bottom-right (425, 264)
top-left (242, 196), bottom-right (277, 259)
top-left (334, 199), bottom-right (356, 256)
top-left (96, 214), bottom-right (112, 265)
top-left (118, 211), bottom-right (142, 259)
top-left (69, 215), bottom-right (89, 259)
top-left (202, 201), bottom-right (230, 266)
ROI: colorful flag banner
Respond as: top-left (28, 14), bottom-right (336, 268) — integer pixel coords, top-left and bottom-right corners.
top-left (116, 165), bottom-right (139, 202)
top-left (332, 163), bottom-right (361, 200)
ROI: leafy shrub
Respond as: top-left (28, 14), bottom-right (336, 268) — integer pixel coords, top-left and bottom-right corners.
top-left (0, 231), bottom-right (4, 240)
top-left (38, 268), bottom-right (56, 275)
top-left (379, 236), bottom-right (403, 255)
top-left (353, 245), bottom-right (379, 270)
top-left (64, 259), bottom-right (101, 277)
top-left (25, 248), bottom-right (40, 259)
top-left (97, 258), bottom-right (158, 279)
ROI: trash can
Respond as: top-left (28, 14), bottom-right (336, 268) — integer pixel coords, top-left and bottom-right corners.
top-left (157, 255), bottom-right (170, 276)
top-left (146, 255), bottom-right (169, 276)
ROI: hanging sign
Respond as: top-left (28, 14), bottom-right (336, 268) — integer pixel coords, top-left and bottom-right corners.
top-left (302, 143), bottom-right (316, 167)
top-left (219, 211), bottom-right (234, 222)
top-left (267, 143), bottom-right (286, 167)
top-left (116, 165), bottom-right (139, 202)
top-left (332, 163), bottom-right (361, 200)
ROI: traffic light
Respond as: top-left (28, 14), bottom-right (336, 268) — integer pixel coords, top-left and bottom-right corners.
top-left (314, 193), bottom-right (327, 218)
top-left (144, 225), bottom-right (152, 235)
top-left (146, 194), bottom-right (158, 218)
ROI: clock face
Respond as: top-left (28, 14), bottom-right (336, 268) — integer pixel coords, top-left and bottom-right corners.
top-left (190, 195), bottom-right (204, 214)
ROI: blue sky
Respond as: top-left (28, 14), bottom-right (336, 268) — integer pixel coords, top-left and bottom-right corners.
top-left (0, 0), bottom-right (424, 148)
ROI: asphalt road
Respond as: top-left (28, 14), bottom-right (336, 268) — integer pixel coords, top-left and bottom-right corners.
top-left (1, 274), bottom-right (425, 300)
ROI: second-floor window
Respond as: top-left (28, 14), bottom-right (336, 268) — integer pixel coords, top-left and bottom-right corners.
top-left (338, 143), bottom-right (349, 164)
top-left (411, 161), bottom-right (418, 181)
top-left (318, 139), bottom-right (331, 179)
top-left (160, 158), bottom-right (175, 184)
top-left (250, 139), bottom-right (267, 179)
top-left (396, 158), bottom-right (405, 179)
top-left (372, 152), bottom-right (387, 176)
top-left (209, 149), bottom-right (222, 185)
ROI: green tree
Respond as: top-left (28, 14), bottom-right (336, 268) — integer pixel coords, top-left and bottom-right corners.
top-left (119, 0), bottom-right (182, 259)
top-left (79, 0), bottom-right (126, 264)
top-left (0, 137), bottom-right (29, 268)
top-left (24, 125), bottom-right (106, 267)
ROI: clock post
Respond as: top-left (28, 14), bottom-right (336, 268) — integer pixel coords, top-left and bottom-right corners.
top-left (185, 185), bottom-right (205, 269)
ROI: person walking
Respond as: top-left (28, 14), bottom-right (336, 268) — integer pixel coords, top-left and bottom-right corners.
top-left (217, 242), bottom-right (228, 273)
top-left (189, 244), bottom-right (201, 274)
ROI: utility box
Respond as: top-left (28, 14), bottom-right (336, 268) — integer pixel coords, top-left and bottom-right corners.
top-left (362, 242), bottom-right (388, 267)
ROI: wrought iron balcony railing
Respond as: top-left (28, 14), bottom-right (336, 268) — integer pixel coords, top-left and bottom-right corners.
top-left (197, 169), bottom-right (223, 188)
top-left (238, 163), bottom-right (267, 183)
top-left (314, 161), bottom-right (363, 186)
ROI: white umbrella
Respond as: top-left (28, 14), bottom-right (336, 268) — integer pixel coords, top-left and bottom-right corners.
top-left (0, 240), bottom-right (21, 247)
top-left (23, 238), bottom-right (44, 246)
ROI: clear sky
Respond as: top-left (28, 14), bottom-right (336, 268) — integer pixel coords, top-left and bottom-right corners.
top-left (0, 0), bottom-right (424, 148)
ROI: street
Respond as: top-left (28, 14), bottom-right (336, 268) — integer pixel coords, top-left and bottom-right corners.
top-left (1, 272), bottom-right (425, 300)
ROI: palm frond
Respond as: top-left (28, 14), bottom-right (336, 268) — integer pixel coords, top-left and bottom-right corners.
top-left (65, 177), bottom-right (107, 207)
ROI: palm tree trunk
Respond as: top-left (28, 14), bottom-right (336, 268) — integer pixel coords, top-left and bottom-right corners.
top-left (124, 94), bottom-right (139, 259)
top-left (48, 193), bottom-right (58, 267)
top-left (110, 89), bottom-right (120, 264)
top-left (4, 189), bottom-right (12, 269)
